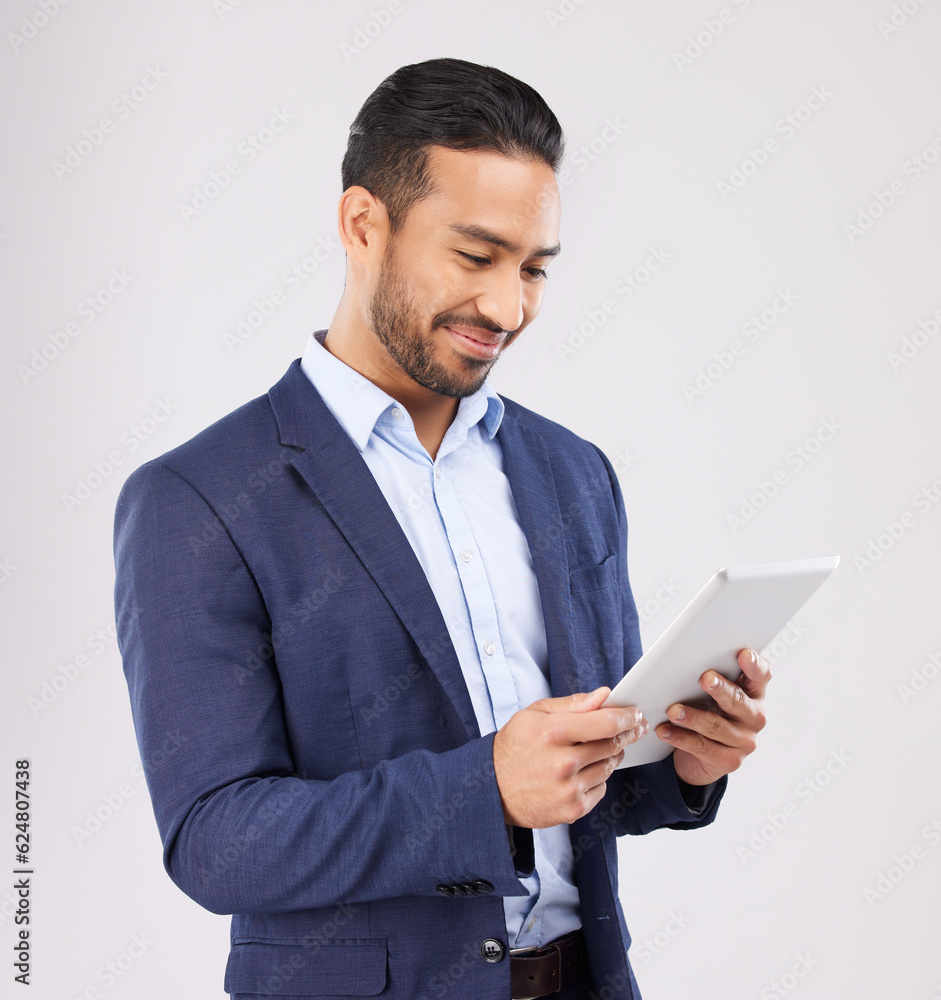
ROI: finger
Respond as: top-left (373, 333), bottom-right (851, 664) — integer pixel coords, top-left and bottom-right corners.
top-left (546, 722), bottom-right (648, 784)
top-left (656, 713), bottom-right (745, 770)
top-left (655, 721), bottom-right (743, 775)
top-left (571, 769), bottom-right (613, 819)
top-left (737, 648), bottom-right (772, 699)
top-left (699, 671), bottom-right (767, 731)
top-left (560, 706), bottom-right (645, 746)
top-left (530, 687), bottom-right (611, 715)
top-left (576, 719), bottom-right (650, 765)
top-left (577, 749), bottom-right (625, 794)
top-left (662, 702), bottom-right (757, 755)
top-left (578, 728), bottom-right (649, 786)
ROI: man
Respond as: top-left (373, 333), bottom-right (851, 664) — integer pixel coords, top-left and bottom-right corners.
top-left (113, 58), bottom-right (769, 1000)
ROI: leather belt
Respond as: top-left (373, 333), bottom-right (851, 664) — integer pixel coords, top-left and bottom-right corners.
top-left (510, 928), bottom-right (589, 999)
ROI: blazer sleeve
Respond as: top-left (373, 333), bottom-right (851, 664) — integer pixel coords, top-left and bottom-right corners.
top-left (113, 460), bottom-right (530, 916)
top-left (589, 445), bottom-right (727, 834)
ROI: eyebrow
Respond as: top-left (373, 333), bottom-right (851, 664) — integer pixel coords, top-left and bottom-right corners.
top-left (448, 223), bottom-right (561, 260)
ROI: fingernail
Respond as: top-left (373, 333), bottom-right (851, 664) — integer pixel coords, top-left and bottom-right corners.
top-left (749, 650), bottom-right (759, 667)
top-left (660, 725), bottom-right (672, 739)
top-left (673, 705), bottom-right (686, 721)
top-left (709, 673), bottom-right (720, 688)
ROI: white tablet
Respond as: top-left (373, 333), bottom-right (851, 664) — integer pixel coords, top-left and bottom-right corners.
top-left (604, 555), bottom-right (839, 767)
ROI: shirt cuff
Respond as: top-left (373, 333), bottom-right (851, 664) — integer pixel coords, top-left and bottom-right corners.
top-left (506, 825), bottom-right (535, 877)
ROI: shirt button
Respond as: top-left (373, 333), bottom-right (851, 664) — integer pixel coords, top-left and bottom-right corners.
top-left (460, 549), bottom-right (473, 563)
top-left (483, 641), bottom-right (496, 656)
top-left (391, 407), bottom-right (404, 420)
top-left (480, 938), bottom-right (505, 963)
top-left (434, 466), bottom-right (443, 480)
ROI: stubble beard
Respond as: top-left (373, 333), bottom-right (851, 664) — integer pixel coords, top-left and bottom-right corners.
top-left (368, 248), bottom-right (497, 399)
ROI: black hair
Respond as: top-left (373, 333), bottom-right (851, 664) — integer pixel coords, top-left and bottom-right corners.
top-left (341, 57), bottom-right (565, 231)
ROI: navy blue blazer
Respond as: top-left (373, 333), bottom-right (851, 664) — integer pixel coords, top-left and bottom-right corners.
top-left (113, 358), bottom-right (725, 999)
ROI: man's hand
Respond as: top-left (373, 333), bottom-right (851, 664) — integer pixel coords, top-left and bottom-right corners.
top-left (493, 688), bottom-right (647, 829)
top-left (657, 648), bottom-right (771, 786)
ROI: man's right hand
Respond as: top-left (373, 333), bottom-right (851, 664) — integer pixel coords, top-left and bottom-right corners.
top-left (492, 688), bottom-right (648, 829)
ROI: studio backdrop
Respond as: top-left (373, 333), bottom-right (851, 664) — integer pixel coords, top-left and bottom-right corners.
top-left (2, 1), bottom-right (939, 997)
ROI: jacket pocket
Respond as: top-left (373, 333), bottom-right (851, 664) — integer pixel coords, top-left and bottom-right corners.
top-left (568, 552), bottom-right (617, 594)
top-left (224, 938), bottom-right (388, 996)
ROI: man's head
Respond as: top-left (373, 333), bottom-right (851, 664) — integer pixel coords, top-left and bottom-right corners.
top-left (334, 58), bottom-right (565, 399)
top-left (341, 57), bottom-right (565, 234)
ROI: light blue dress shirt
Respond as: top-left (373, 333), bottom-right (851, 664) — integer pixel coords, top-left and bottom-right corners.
top-left (300, 328), bottom-right (581, 948)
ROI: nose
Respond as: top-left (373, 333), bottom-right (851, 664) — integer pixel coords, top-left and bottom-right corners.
top-left (475, 267), bottom-right (525, 334)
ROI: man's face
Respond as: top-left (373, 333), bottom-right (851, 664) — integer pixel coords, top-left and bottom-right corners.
top-left (367, 145), bottom-right (561, 398)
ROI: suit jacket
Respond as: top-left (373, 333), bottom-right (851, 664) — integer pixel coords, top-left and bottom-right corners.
top-left (113, 358), bottom-right (725, 1000)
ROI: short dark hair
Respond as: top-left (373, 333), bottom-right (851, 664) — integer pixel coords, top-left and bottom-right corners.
top-left (341, 57), bottom-right (565, 231)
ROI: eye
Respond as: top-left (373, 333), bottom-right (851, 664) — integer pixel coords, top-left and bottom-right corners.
top-left (455, 250), bottom-right (547, 281)
top-left (456, 250), bottom-right (490, 266)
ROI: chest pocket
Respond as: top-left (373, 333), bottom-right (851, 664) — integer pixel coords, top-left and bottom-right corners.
top-left (567, 553), bottom-right (624, 687)
top-left (568, 552), bottom-right (617, 594)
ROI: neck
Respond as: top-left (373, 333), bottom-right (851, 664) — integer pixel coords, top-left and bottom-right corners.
top-left (323, 303), bottom-right (459, 461)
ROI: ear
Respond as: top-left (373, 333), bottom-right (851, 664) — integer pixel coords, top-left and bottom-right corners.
top-left (337, 185), bottom-right (390, 265)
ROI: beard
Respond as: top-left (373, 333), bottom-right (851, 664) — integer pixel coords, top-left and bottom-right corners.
top-left (368, 247), bottom-right (505, 399)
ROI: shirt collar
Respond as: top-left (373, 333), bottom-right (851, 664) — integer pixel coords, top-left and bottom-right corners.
top-left (299, 329), bottom-right (505, 452)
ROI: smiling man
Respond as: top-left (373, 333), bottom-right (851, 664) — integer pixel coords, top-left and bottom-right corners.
top-left (114, 58), bottom-right (770, 1000)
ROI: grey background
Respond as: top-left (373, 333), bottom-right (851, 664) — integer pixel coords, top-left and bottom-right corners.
top-left (2, 0), bottom-right (939, 997)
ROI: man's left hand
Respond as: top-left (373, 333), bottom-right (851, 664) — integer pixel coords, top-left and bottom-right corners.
top-left (656, 648), bottom-right (771, 786)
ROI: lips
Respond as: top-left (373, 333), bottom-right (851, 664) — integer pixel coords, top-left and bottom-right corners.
top-left (443, 325), bottom-right (505, 359)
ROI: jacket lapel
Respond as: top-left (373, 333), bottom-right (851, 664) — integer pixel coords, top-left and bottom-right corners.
top-left (268, 360), bottom-right (481, 740)
top-left (496, 405), bottom-right (582, 698)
